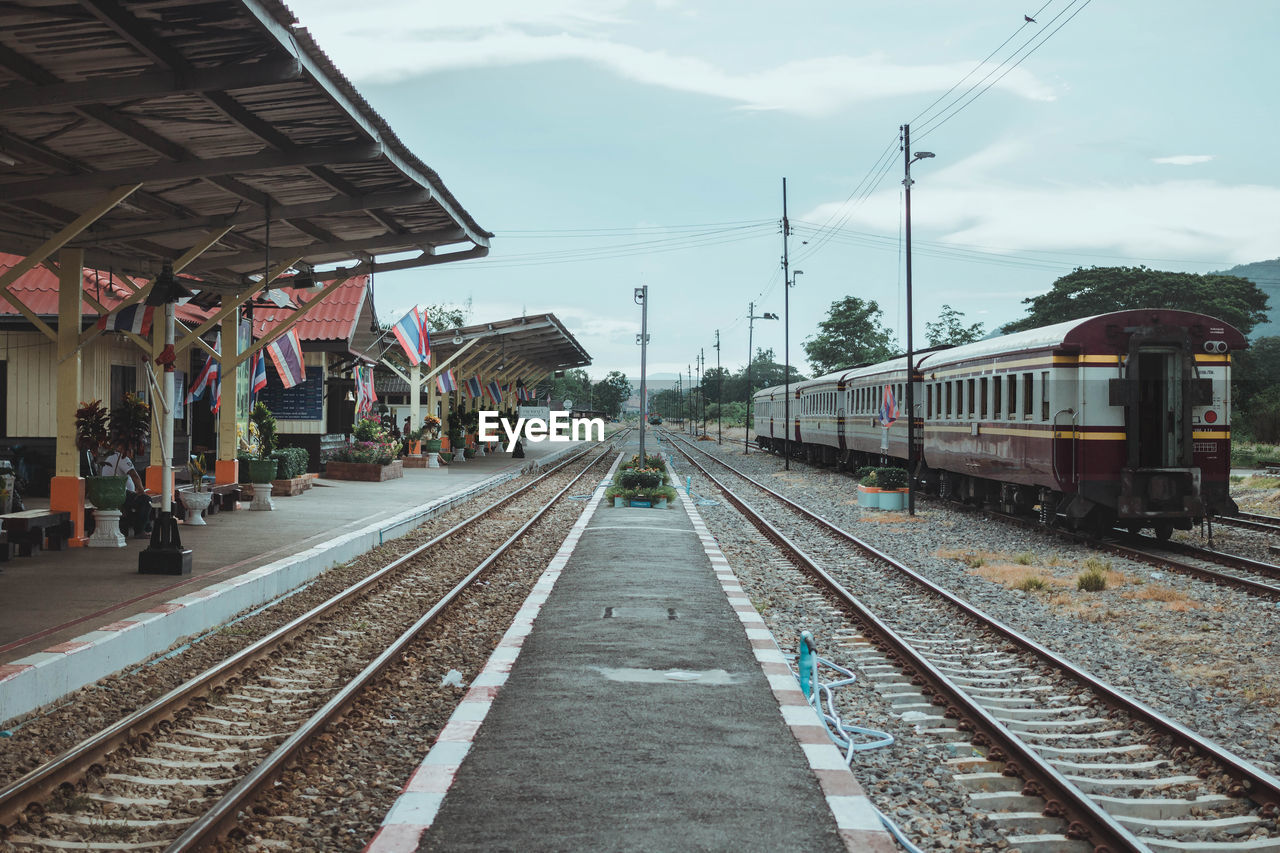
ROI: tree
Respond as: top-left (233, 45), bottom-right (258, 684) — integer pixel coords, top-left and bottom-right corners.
top-left (702, 366), bottom-right (731, 403)
top-left (744, 347), bottom-right (805, 391)
top-left (1234, 336), bottom-right (1280, 417)
top-left (925, 304), bottom-right (985, 347)
top-left (803, 297), bottom-right (896, 375)
top-left (1003, 266), bottom-right (1270, 335)
top-left (547, 368), bottom-right (592, 409)
top-left (591, 371), bottom-right (631, 417)
top-left (424, 301), bottom-right (470, 332)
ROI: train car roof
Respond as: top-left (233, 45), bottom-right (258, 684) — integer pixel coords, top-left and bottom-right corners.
top-left (916, 309), bottom-right (1246, 371)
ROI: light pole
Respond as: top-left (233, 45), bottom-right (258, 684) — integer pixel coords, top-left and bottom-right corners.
top-left (744, 301), bottom-right (778, 454)
top-left (902, 123), bottom-right (934, 517)
top-left (714, 329), bottom-right (722, 444)
top-left (784, 268), bottom-right (802, 470)
top-left (635, 285), bottom-right (648, 465)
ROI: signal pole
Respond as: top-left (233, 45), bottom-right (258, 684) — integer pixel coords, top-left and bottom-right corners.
top-left (635, 285), bottom-right (648, 466)
top-left (782, 177), bottom-right (792, 471)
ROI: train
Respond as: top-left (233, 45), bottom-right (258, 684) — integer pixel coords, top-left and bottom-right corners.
top-left (752, 309), bottom-right (1246, 538)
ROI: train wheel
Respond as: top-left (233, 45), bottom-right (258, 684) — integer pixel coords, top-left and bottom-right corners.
top-left (1154, 522), bottom-right (1174, 541)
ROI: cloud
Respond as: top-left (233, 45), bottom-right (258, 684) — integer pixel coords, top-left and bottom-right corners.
top-left (804, 146), bottom-right (1278, 265)
top-left (1152, 154), bottom-right (1215, 166)
top-left (294, 24), bottom-right (1055, 117)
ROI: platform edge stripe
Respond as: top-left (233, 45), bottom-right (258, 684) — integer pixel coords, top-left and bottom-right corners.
top-left (0, 444), bottom-right (584, 728)
top-left (372, 445), bottom-right (619, 838)
top-left (669, 455), bottom-right (896, 847)
top-left (363, 822), bottom-right (431, 853)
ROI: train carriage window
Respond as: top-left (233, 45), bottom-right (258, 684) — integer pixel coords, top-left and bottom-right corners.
top-left (993, 376), bottom-right (1002, 420)
top-left (980, 377), bottom-right (988, 419)
top-left (967, 378), bottom-right (975, 418)
top-left (945, 381), bottom-right (953, 417)
top-left (1041, 372), bottom-right (1050, 420)
top-left (926, 385), bottom-right (933, 419)
top-left (1023, 373), bottom-right (1034, 418)
top-left (1007, 375), bottom-right (1017, 418)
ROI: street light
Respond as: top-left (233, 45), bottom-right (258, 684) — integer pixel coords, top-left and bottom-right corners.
top-left (902, 123), bottom-right (935, 517)
top-left (744, 303), bottom-right (779, 454)
top-left (635, 286), bottom-right (648, 467)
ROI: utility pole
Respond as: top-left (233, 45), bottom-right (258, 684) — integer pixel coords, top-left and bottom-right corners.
top-left (714, 329), bottom-right (722, 444)
top-left (782, 177), bottom-right (792, 470)
top-left (698, 348), bottom-right (705, 437)
top-left (901, 126), bottom-right (934, 517)
top-left (687, 364), bottom-right (693, 435)
top-left (635, 285), bottom-right (648, 466)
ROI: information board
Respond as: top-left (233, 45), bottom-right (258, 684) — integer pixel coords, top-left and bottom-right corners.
top-left (257, 366), bottom-right (324, 421)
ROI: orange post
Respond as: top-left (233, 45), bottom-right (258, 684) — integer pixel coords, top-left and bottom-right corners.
top-left (144, 466), bottom-right (175, 495)
top-left (215, 459), bottom-right (239, 486)
top-left (50, 476), bottom-right (87, 547)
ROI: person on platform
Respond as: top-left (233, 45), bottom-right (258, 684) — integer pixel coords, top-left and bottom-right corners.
top-left (100, 441), bottom-right (153, 538)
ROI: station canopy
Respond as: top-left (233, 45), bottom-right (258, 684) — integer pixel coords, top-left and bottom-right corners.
top-left (0, 0), bottom-right (492, 292)
top-left (414, 314), bottom-right (591, 379)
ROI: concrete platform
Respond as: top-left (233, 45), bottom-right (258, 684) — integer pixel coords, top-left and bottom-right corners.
top-left (0, 441), bottom-right (582, 725)
top-left (369, 439), bottom-right (895, 852)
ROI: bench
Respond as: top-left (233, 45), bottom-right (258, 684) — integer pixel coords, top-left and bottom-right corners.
top-left (0, 509), bottom-right (72, 556)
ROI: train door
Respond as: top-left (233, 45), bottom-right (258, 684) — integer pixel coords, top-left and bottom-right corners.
top-left (1136, 348), bottom-right (1187, 467)
top-left (836, 387), bottom-right (847, 451)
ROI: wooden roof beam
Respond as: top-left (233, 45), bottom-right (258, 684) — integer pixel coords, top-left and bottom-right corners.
top-left (0, 59), bottom-right (304, 111)
top-left (0, 143), bottom-right (382, 201)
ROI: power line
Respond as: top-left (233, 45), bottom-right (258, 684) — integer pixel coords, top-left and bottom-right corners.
top-left (915, 0), bottom-right (1093, 142)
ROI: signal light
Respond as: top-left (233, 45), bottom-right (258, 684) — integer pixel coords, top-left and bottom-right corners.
top-left (1205, 410), bottom-right (1218, 423)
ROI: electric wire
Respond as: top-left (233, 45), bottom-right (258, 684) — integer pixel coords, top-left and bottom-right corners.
top-left (914, 0), bottom-right (1094, 143)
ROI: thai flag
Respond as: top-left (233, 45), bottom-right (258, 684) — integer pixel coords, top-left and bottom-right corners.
top-left (250, 351), bottom-right (268, 397)
top-left (354, 365), bottom-right (377, 416)
top-left (186, 334), bottom-right (220, 410)
top-left (391, 307), bottom-right (431, 366)
top-left (97, 304), bottom-right (155, 336)
top-left (486, 380), bottom-right (503, 406)
top-left (466, 376), bottom-right (482, 399)
top-left (517, 380), bottom-right (529, 402)
top-left (878, 384), bottom-right (898, 427)
top-left (436, 369), bottom-right (457, 394)
top-left (267, 328), bottom-right (306, 389)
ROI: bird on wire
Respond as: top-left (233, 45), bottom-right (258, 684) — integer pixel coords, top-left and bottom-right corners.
top-left (1024, 14), bottom-right (1037, 22)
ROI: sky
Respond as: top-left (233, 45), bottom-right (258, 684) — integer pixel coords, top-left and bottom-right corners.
top-left (285, 0), bottom-right (1280, 383)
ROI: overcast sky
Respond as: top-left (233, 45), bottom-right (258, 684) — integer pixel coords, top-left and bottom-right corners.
top-left (286, 0), bottom-right (1277, 382)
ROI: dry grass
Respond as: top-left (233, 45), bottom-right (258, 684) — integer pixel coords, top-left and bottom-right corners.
top-left (968, 562), bottom-right (1068, 590)
top-left (1121, 583), bottom-right (1202, 611)
top-left (862, 511), bottom-right (927, 524)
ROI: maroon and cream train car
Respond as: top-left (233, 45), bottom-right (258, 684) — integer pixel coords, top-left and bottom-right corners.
top-left (755, 310), bottom-right (1245, 537)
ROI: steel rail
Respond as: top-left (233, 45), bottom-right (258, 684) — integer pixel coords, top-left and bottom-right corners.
top-left (666, 433), bottom-right (1280, 823)
top-left (1217, 513), bottom-right (1280, 535)
top-left (662, 434), bottom-right (1145, 851)
top-left (166, 437), bottom-right (620, 849)
top-left (0, 436), bottom-right (618, 834)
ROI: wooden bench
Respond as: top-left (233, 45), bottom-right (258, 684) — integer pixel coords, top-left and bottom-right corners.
top-left (0, 509), bottom-right (72, 556)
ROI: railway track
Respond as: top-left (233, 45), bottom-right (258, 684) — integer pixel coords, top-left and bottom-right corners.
top-left (1217, 512), bottom-right (1280, 536)
top-left (665, 432), bottom-right (1280, 852)
top-left (0, 436), bottom-right (622, 850)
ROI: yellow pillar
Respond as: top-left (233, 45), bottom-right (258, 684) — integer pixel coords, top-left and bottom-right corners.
top-left (52, 249), bottom-right (87, 545)
top-left (215, 311), bottom-right (239, 485)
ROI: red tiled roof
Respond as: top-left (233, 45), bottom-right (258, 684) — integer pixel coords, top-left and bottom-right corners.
top-left (0, 253), bottom-right (213, 325)
top-left (244, 275), bottom-right (369, 343)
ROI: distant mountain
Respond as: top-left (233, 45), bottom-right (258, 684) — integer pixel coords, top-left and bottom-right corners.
top-left (1215, 258), bottom-right (1280, 338)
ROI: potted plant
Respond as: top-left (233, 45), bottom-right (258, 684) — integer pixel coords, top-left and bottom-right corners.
top-left (322, 418), bottom-right (406, 481)
top-left (246, 402), bottom-right (278, 510)
top-left (875, 467), bottom-right (909, 511)
top-left (182, 453), bottom-right (213, 525)
top-left (76, 400), bottom-right (125, 511)
top-left (422, 415), bottom-right (443, 453)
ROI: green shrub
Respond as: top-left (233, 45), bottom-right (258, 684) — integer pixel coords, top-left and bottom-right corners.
top-left (1015, 576), bottom-right (1047, 592)
top-left (853, 466), bottom-right (875, 482)
top-left (1077, 566), bottom-right (1107, 592)
top-left (617, 467), bottom-right (663, 489)
top-left (271, 447), bottom-right (310, 479)
top-left (1014, 551), bottom-right (1036, 565)
top-left (875, 467), bottom-right (908, 490)
top-left (859, 470), bottom-right (878, 487)
top-left (1082, 556), bottom-right (1111, 574)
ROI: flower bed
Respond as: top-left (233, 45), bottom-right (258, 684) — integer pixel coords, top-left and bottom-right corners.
top-left (606, 459), bottom-right (676, 508)
top-left (324, 459), bottom-right (404, 482)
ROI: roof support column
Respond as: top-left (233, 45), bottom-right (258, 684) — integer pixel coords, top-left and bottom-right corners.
top-left (51, 248), bottom-right (87, 546)
top-left (146, 313), bottom-right (167, 486)
top-left (408, 361), bottom-right (421, 447)
top-left (215, 311), bottom-right (240, 485)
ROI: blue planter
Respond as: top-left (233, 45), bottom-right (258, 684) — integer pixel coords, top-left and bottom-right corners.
top-left (879, 489), bottom-right (907, 511)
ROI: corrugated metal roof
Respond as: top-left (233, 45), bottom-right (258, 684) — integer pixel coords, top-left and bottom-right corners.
top-left (245, 275), bottom-right (369, 343)
top-left (0, 0), bottom-right (490, 289)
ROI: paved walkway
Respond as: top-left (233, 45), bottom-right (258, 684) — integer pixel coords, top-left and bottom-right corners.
top-left (370, 436), bottom-right (894, 852)
top-left (0, 442), bottom-right (582, 724)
